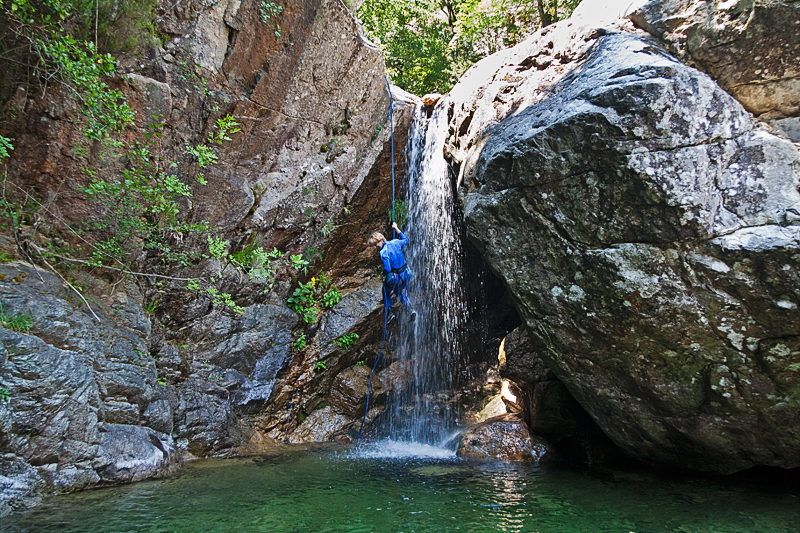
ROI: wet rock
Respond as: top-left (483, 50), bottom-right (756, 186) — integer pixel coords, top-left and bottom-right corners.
top-left (287, 405), bottom-right (352, 443)
top-left (501, 328), bottom-right (587, 434)
top-left (452, 17), bottom-right (800, 473)
top-left (0, 454), bottom-right (45, 517)
top-left (141, 399), bottom-right (174, 435)
top-left (456, 414), bottom-right (550, 462)
top-left (477, 395), bottom-right (507, 421)
top-left (501, 328), bottom-right (554, 385)
top-left (330, 364), bottom-right (383, 418)
top-left (175, 379), bottom-right (241, 455)
top-left (376, 358), bottom-right (416, 397)
top-left (93, 424), bottom-right (175, 483)
top-left (315, 279), bottom-right (383, 359)
top-left (0, 263), bottom-right (176, 490)
top-left (102, 400), bottom-right (140, 425)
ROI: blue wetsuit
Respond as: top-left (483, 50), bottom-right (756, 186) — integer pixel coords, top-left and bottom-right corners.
top-left (380, 230), bottom-right (411, 310)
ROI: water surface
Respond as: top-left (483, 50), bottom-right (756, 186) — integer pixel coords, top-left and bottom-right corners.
top-left (4, 443), bottom-right (798, 533)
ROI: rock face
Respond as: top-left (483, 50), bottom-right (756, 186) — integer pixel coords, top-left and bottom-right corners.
top-left (627, 0), bottom-right (800, 118)
top-left (0, 263), bottom-right (179, 508)
top-left (501, 327), bottom-right (620, 465)
top-left (0, 0), bottom-right (417, 514)
top-left (448, 16), bottom-right (800, 473)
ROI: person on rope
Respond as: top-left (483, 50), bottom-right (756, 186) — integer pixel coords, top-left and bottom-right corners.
top-left (368, 222), bottom-right (416, 320)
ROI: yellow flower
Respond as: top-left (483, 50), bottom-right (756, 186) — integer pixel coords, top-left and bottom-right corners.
top-left (310, 277), bottom-right (316, 286)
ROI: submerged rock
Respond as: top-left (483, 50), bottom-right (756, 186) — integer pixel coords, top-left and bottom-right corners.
top-left (456, 414), bottom-right (550, 462)
top-left (450, 15), bottom-right (800, 473)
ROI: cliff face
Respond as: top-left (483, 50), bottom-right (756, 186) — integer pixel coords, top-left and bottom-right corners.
top-left (444, 4), bottom-right (800, 473)
top-left (0, 0), bottom-right (417, 514)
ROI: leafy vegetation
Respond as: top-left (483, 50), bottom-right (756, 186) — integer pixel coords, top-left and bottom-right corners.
top-left (286, 273), bottom-right (343, 323)
top-left (320, 286), bottom-right (342, 308)
top-left (0, 385), bottom-right (10, 402)
top-left (287, 279), bottom-right (321, 323)
top-left (314, 360), bottom-right (327, 371)
top-left (259, 0), bottom-right (284, 36)
top-left (388, 199), bottom-right (409, 229)
top-left (292, 332), bottom-right (307, 351)
top-left (290, 254), bottom-right (310, 274)
top-left (0, 301), bottom-right (33, 333)
top-left (0, 1), bottom-right (261, 316)
top-left (358, 0), bottom-right (579, 94)
top-left (333, 332), bottom-right (359, 350)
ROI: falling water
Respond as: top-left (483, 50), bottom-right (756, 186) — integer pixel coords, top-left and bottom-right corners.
top-left (380, 104), bottom-right (470, 446)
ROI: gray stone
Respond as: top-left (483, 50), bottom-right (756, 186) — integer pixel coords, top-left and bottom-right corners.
top-left (141, 399), bottom-right (174, 435)
top-left (93, 424), bottom-right (175, 483)
top-left (330, 364), bottom-right (382, 417)
top-left (175, 379), bottom-right (241, 455)
top-left (0, 454), bottom-right (45, 517)
top-left (770, 117), bottom-right (800, 143)
top-left (627, 0), bottom-right (800, 116)
top-left (315, 279), bottom-right (382, 358)
top-left (450, 18), bottom-right (800, 473)
top-left (287, 405), bottom-right (352, 443)
top-left (102, 400), bottom-right (140, 425)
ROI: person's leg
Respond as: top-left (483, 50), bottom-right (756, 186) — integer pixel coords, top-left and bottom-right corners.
top-left (397, 271), bottom-right (415, 319)
top-left (396, 280), bottom-right (411, 307)
top-left (382, 283), bottom-right (392, 309)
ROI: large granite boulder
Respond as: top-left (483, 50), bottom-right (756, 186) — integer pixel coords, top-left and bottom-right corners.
top-left (448, 16), bottom-right (800, 473)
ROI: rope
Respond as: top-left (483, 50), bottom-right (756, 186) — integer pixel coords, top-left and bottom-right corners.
top-left (387, 75), bottom-right (396, 237)
top-left (355, 303), bottom-right (389, 448)
top-left (355, 77), bottom-right (396, 449)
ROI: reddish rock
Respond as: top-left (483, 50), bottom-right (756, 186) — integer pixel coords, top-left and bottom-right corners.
top-left (422, 93), bottom-right (443, 109)
top-left (330, 364), bottom-right (384, 418)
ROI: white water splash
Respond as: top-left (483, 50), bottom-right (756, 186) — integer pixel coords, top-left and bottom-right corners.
top-left (354, 439), bottom-right (457, 459)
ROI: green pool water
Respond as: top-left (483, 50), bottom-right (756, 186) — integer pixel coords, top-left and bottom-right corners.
top-left (3, 442), bottom-right (798, 533)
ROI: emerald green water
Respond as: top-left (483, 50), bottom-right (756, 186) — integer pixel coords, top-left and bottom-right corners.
top-left (3, 443), bottom-right (798, 533)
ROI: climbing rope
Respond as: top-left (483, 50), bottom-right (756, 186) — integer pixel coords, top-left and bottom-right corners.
top-left (355, 304), bottom-right (389, 449)
top-left (388, 76), bottom-right (396, 240)
top-left (355, 77), bottom-right (396, 449)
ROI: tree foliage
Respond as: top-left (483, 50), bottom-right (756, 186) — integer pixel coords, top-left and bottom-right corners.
top-left (358, 0), bottom-right (580, 95)
top-left (0, 0), bottom-right (256, 316)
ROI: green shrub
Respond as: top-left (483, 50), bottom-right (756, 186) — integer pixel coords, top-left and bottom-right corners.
top-left (0, 302), bottom-right (33, 333)
top-left (292, 332), bottom-right (307, 351)
top-left (287, 281), bottom-right (321, 323)
top-left (321, 287), bottom-right (342, 308)
top-left (333, 333), bottom-right (359, 350)
top-left (71, 0), bottom-right (159, 56)
top-left (388, 200), bottom-right (409, 229)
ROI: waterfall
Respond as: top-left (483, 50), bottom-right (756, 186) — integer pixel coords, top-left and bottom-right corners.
top-left (380, 104), bottom-right (470, 446)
